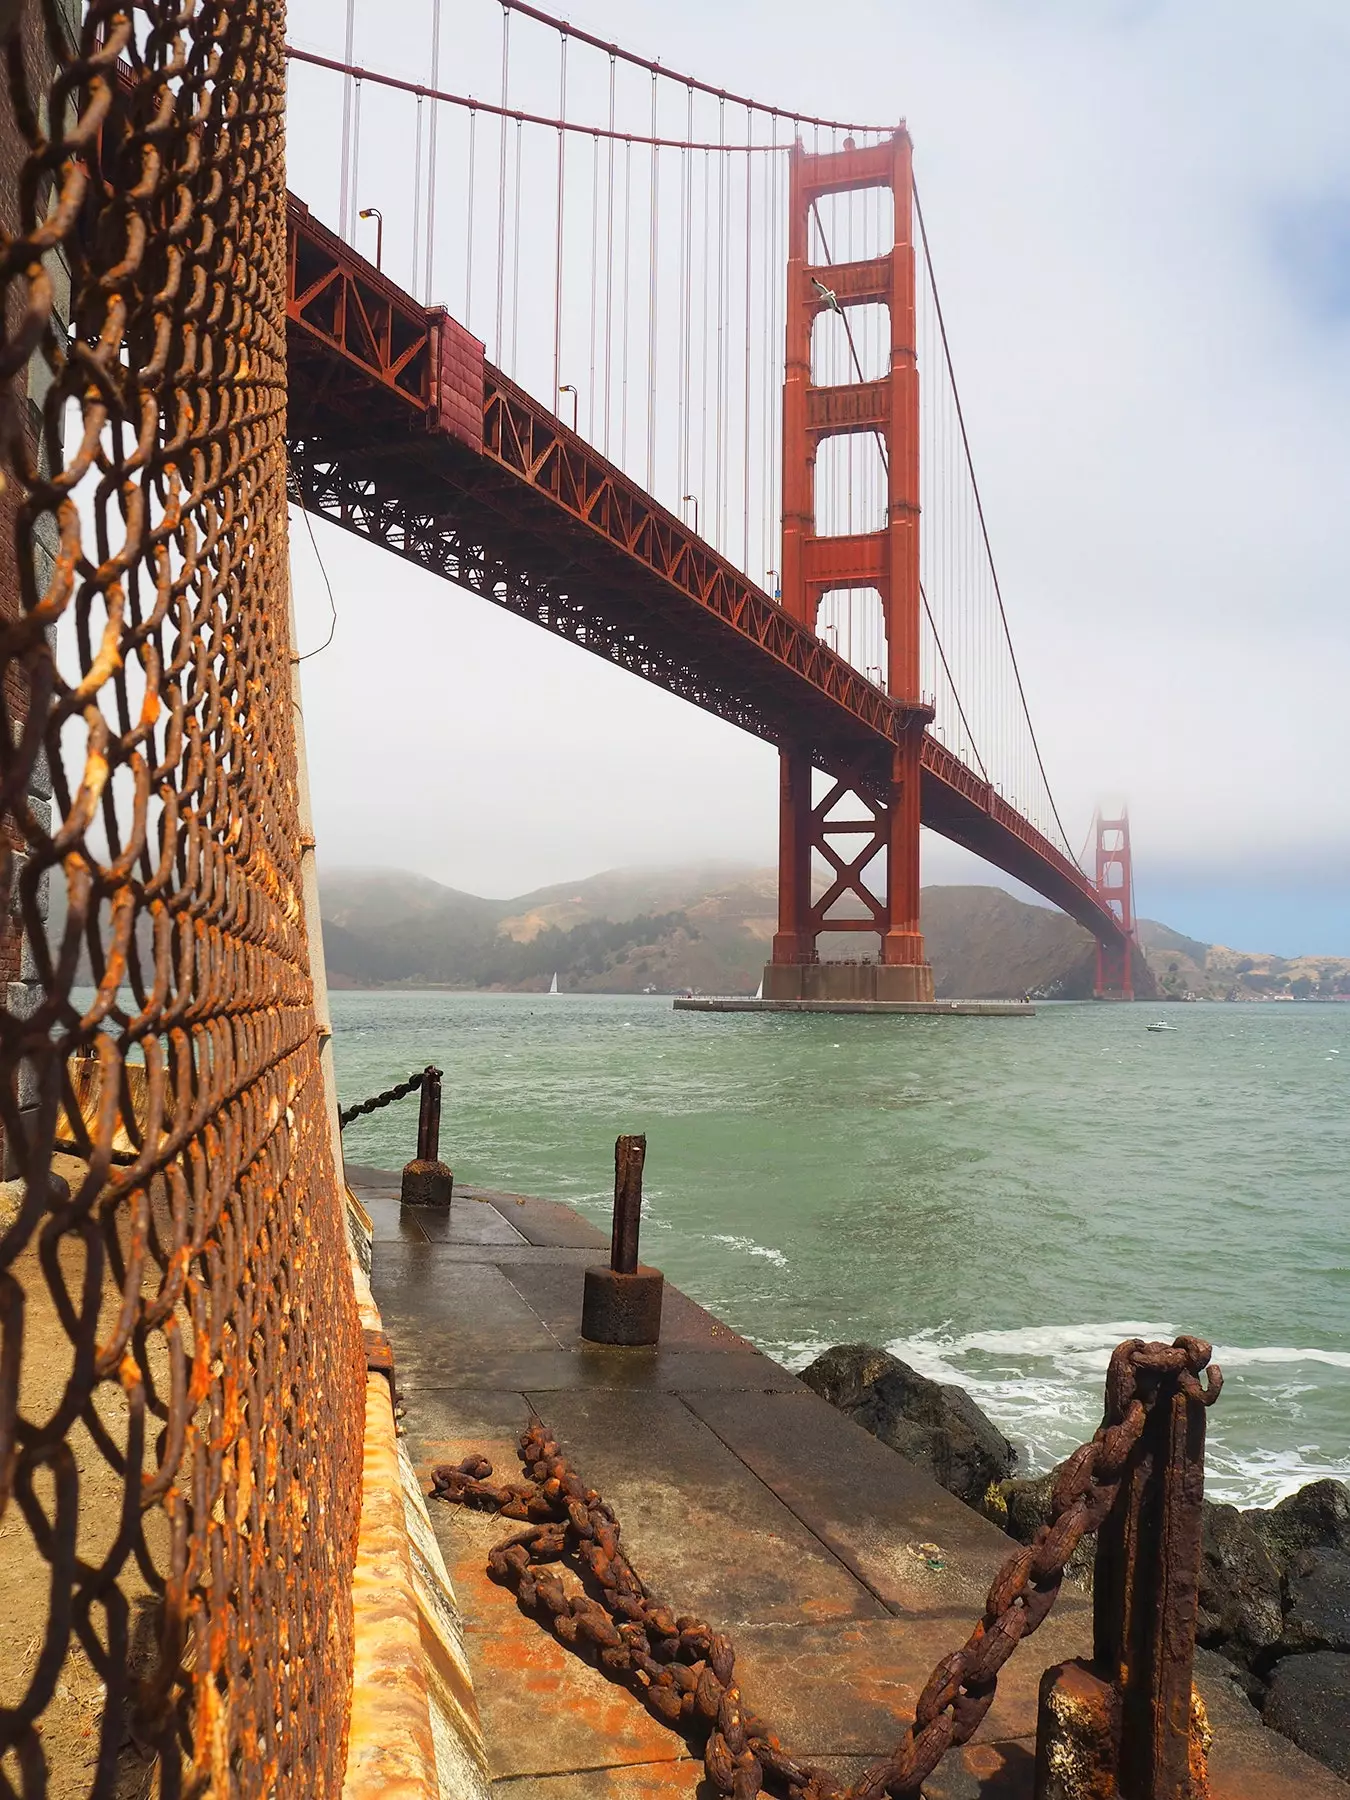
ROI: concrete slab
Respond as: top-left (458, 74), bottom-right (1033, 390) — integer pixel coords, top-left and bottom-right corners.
top-left (372, 1253), bottom-right (561, 1389)
top-left (403, 1349), bottom-right (806, 1395)
top-left (521, 1389), bottom-right (887, 1629)
top-left (474, 1188), bottom-right (611, 1250)
top-left (728, 1617), bottom-right (1090, 1756)
top-left (682, 1388), bottom-right (1070, 1622)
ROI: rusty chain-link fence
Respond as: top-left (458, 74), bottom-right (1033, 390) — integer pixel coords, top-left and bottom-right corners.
top-left (0, 4), bottom-right (365, 1794)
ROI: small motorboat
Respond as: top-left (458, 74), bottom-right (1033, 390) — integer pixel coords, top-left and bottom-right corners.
top-left (1145, 1020), bottom-right (1177, 1033)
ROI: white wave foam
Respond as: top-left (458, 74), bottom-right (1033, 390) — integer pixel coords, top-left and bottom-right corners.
top-left (710, 1233), bottom-right (789, 1269)
top-left (1213, 1344), bottom-right (1350, 1371)
top-left (877, 1323), bottom-right (1350, 1507)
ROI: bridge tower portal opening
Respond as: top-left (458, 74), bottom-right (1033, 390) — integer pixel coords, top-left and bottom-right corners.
top-left (766, 127), bottom-right (935, 1003)
top-left (1093, 809), bottom-right (1136, 1000)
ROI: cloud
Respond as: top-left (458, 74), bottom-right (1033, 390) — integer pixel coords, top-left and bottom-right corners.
top-left (285, 0), bottom-right (1350, 943)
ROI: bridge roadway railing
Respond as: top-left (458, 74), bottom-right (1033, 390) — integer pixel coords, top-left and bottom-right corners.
top-left (282, 198), bottom-right (1125, 952)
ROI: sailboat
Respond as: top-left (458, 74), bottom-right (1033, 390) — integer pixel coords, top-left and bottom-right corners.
top-left (548, 972), bottom-right (560, 995)
top-left (753, 976), bottom-right (763, 999)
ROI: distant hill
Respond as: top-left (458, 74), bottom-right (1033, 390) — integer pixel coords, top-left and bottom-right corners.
top-left (1135, 919), bottom-right (1350, 1000)
top-left (315, 864), bottom-right (1157, 998)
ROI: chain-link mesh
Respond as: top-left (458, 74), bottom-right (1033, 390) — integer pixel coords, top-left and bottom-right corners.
top-left (0, 4), bottom-right (364, 1794)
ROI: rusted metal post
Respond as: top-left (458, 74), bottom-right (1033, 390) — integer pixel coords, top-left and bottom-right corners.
top-left (1035, 1338), bottom-right (1219, 1800)
top-left (581, 1134), bottom-right (663, 1345)
top-left (610, 1133), bottom-right (646, 1273)
top-left (402, 1066), bottom-right (453, 1208)
top-left (415, 1065), bottom-right (442, 1163)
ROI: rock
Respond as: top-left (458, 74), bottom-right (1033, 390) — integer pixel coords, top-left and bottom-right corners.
top-left (1279, 1551), bottom-right (1350, 1656)
top-left (1244, 1479), bottom-right (1350, 1569)
top-left (799, 1343), bottom-right (1015, 1507)
top-left (1261, 1651), bottom-right (1350, 1777)
top-left (1196, 1501), bottom-right (1284, 1668)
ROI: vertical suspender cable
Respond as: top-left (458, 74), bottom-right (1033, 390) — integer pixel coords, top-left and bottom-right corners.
top-left (350, 78), bottom-right (363, 241)
top-left (339, 0), bottom-right (355, 239)
top-left (425, 0), bottom-right (441, 301)
top-left (621, 137), bottom-right (632, 468)
top-left (699, 147), bottom-right (710, 526)
top-left (510, 118), bottom-right (522, 373)
top-left (589, 132), bottom-right (600, 436)
top-left (646, 71), bottom-right (659, 491)
top-left (466, 107), bottom-right (477, 325)
top-left (412, 94), bottom-right (424, 295)
top-left (742, 105), bottom-right (753, 571)
top-left (678, 85), bottom-right (692, 504)
top-left (495, 4), bottom-right (511, 362)
top-left (553, 34), bottom-right (568, 410)
top-left (603, 55), bottom-right (616, 454)
top-left (715, 98), bottom-right (725, 547)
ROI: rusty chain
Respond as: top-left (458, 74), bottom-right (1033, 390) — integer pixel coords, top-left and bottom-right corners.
top-left (433, 1338), bottom-right (1221, 1799)
top-left (0, 4), bottom-right (364, 1795)
top-left (339, 1065), bottom-right (436, 1129)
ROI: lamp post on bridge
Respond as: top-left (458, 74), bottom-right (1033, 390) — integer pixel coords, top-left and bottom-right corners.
top-left (357, 206), bottom-right (383, 270)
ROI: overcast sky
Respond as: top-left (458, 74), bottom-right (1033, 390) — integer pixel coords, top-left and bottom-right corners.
top-left (284, 0), bottom-right (1349, 954)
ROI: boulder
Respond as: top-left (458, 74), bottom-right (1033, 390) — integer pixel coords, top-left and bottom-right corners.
top-left (1261, 1651), bottom-right (1350, 1778)
top-left (799, 1343), bottom-right (1015, 1507)
top-left (1244, 1479), bottom-right (1350, 1570)
top-left (1278, 1551), bottom-right (1350, 1657)
top-left (1196, 1501), bottom-right (1284, 1669)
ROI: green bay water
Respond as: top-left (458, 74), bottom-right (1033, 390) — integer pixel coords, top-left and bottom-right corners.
top-left (333, 992), bottom-right (1349, 1507)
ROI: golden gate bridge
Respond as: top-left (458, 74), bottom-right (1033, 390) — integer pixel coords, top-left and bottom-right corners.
top-left (283, 0), bottom-right (1137, 1000)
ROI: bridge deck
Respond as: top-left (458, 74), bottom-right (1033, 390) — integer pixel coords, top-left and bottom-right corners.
top-left (285, 197), bottom-right (1122, 948)
top-left (350, 1164), bottom-right (1335, 1800)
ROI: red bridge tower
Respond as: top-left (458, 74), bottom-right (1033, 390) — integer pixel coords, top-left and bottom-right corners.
top-left (765, 127), bottom-right (935, 1004)
top-left (1093, 809), bottom-right (1135, 1000)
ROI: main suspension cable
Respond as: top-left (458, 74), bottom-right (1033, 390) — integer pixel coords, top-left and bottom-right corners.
top-left (912, 177), bottom-right (1072, 854)
top-left (495, 0), bottom-right (892, 134)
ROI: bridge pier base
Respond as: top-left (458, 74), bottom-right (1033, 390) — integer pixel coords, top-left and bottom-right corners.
top-left (762, 960), bottom-right (934, 1004)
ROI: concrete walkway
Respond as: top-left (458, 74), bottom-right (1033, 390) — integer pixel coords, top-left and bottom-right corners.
top-left (348, 1165), bottom-right (1344, 1799)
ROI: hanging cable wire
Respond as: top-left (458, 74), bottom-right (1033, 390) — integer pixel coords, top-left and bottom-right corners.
top-left (742, 104), bottom-right (753, 568)
top-left (338, 0), bottom-right (356, 240)
top-left (495, 4), bottom-right (511, 361)
top-left (603, 53), bottom-right (616, 454)
top-left (412, 93), bottom-right (424, 294)
top-left (620, 136), bottom-right (632, 468)
top-left (646, 70), bottom-right (659, 491)
top-left (350, 76), bottom-right (363, 242)
top-left (912, 176), bottom-right (1072, 853)
top-left (291, 497), bottom-right (339, 662)
top-left (465, 106), bottom-right (477, 324)
top-left (588, 131), bottom-right (600, 436)
top-left (510, 117), bottom-right (523, 372)
top-left (553, 32), bottom-right (568, 408)
top-left (425, 1), bottom-right (441, 300)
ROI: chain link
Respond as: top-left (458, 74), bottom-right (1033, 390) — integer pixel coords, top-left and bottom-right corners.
top-left (432, 1338), bottom-right (1221, 1799)
top-left (339, 1067), bottom-right (431, 1128)
top-left (0, 5), bottom-right (364, 1792)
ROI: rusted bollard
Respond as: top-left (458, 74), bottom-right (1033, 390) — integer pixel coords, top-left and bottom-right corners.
top-left (401, 1066), bottom-right (453, 1206)
top-left (1035, 1337), bottom-right (1221, 1800)
top-left (581, 1135), bottom-right (664, 1345)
